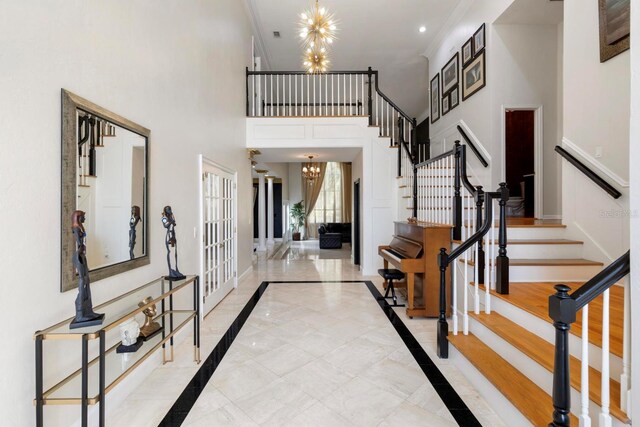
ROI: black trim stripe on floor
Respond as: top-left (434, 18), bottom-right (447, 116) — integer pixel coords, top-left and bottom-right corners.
top-left (159, 280), bottom-right (480, 426)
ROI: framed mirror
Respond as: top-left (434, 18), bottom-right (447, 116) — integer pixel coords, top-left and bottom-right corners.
top-left (61, 89), bottom-right (150, 292)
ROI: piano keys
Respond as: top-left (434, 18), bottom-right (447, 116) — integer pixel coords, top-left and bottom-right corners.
top-left (379, 221), bottom-right (452, 318)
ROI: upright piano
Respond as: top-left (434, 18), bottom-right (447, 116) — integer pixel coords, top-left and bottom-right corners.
top-left (378, 221), bottom-right (451, 318)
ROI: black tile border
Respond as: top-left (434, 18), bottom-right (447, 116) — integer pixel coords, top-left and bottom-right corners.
top-left (158, 280), bottom-right (481, 427)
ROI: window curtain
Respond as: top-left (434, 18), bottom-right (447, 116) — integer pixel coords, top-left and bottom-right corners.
top-left (303, 162), bottom-right (327, 238)
top-left (340, 163), bottom-right (352, 223)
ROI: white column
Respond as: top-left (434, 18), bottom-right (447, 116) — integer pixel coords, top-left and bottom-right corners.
top-left (267, 176), bottom-right (275, 246)
top-left (257, 171), bottom-right (267, 252)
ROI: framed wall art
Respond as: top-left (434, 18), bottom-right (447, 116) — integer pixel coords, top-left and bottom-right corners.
top-left (442, 95), bottom-right (450, 116)
top-left (462, 51), bottom-right (486, 101)
top-left (450, 87), bottom-right (460, 110)
top-left (473, 24), bottom-right (485, 56)
top-left (462, 37), bottom-right (473, 67)
top-left (441, 53), bottom-right (459, 95)
top-left (598, 0), bottom-right (630, 62)
top-left (430, 74), bottom-right (440, 124)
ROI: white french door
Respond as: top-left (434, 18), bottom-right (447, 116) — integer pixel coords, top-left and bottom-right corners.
top-left (200, 157), bottom-right (237, 316)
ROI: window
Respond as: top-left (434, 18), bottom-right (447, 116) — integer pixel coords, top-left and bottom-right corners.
top-left (310, 162), bottom-right (342, 224)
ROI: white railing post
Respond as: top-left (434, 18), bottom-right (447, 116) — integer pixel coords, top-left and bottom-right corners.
top-left (600, 289), bottom-right (613, 427)
top-left (579, 304), bottom-right (591, 427)
top-left (621, 275), bottom-right (631, 413)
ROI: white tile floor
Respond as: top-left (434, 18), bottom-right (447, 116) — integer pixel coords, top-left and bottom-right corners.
top-left (106, 246), bottom-right (506, 427)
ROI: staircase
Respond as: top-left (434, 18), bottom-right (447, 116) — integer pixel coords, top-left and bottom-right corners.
top-left (393, 136), bottom-right (630, 425)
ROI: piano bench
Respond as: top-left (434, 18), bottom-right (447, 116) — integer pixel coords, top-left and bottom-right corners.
top-left (377, 269), bottom-right (405, 307)
top-left (378, 269), bottom-right (405, 281)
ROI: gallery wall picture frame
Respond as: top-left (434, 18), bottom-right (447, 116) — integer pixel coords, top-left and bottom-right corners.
top-left (441, 52), bottom-right (459, 95)
top-left (598, 0), bottom-right (630, 62)
top-left (462, 51), bottom-right (486, 101)
top-left (462, 37), bottom-right (474, 67)
top-left (473, 23), bottom-right (486, 56)
top-left (430, 74), bottom-right (440, 124)
top-left (450, 87), bottom-right (460, 110)
top-left (442, 94), bottom-right (451, 116)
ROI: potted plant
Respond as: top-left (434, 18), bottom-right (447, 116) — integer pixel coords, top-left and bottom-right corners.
top-left (290, 201), bottom-right (305, 241)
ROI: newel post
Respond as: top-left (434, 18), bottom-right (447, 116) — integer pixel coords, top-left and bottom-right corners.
top-left (548, 284), bottom-right (576, 427)
top-left (452, 141), bottom-right (462, 241)
top-left (475, 187), bottom-right (485, 285)
top-left (367, 67), bottom-right (373, 126)
top-left (437, 248), bottom-right (449, 359)
top-left (495, 182), bottom-right (510, 294)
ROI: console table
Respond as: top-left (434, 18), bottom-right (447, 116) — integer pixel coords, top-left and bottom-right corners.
top-left (34, 275), bottom-right (200, 427)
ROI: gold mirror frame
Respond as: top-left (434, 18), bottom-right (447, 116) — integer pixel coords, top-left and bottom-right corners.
top-left (61, 89), bottom-right (150, 292)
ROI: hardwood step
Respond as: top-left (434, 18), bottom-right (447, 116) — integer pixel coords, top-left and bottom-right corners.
top-left (478, 282), bottom-right (624, 358)
top-left (460, 258), bottom-right (603, 267)
top-left (469, 312), bottom-right (628, 422)
top-left (449, 333), bottom-right (579, 426)
top-left (452, 239), bottom-right (583, 246)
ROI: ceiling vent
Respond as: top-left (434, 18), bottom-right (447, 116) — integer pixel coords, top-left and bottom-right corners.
top-left (273, 31), bottom-right (281, 38)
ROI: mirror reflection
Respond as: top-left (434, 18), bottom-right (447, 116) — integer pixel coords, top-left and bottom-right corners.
top-left (75, 110), bottom-right (147, 270)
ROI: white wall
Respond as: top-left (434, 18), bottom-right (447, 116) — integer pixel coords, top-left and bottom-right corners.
top-left (564, 0), bottom-right (630, 182)
top-left (0, 1), bottom-right (253, 425)
top-left (560, 0), bottom-right (630, 261)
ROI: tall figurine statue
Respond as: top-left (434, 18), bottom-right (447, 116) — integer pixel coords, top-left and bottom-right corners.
top-left (162, 206), bottom-right (186, 280)
top-left (70, 210), bottom-right (105, 329)
top-left (129, 205), bottom-right (141, 260)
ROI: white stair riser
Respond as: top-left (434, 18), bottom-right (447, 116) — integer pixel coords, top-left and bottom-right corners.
top-left (506, 227), bottom-right (568, 239)
top-left (466, 317), bottom-right (629, 426)
top-left (505, 243), bottom-right (584, 259)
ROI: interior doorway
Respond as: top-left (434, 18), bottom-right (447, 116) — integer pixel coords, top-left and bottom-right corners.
top-left (503, 107), bottom-right (542, 218)
top-left (199, 156), bottom-right (237, 317)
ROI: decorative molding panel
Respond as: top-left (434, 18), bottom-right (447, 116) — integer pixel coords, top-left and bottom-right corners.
top-left (253, 124), bottom-right (306, 139)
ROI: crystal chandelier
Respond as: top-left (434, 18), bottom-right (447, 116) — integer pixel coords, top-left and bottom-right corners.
top-left (299, 0), bottom-right (337, 50)
top-left (302, 155), bottom-right (321, 184)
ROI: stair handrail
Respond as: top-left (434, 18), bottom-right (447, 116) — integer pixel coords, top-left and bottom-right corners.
top-left (554, 145), bottom-right (622, 199)
top-left (437, 183), bottom-right (510, 359)
top-left (548, 250), bottom-right (630, 426)
top-left (457, 125), bottom-right (488, 168)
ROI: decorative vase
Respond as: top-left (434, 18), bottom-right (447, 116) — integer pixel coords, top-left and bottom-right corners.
top-left (293, 232), bottom-right (301, 241)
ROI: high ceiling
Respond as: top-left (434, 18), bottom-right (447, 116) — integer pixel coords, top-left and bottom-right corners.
top-left (245, 0), bottom-right (465, 118)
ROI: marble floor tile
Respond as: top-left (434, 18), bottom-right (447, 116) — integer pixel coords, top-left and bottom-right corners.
top-left (105, 250), bottom-right (506, 427)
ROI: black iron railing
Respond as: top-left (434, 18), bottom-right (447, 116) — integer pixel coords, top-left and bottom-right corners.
top-left (555, 146), bottom-right (622, 199)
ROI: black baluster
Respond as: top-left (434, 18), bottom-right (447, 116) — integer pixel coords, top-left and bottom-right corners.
top-left (475, 187), bottom-right (485, 285)
top-left (35, 335), bottom-right (43, 427)
top-left (496, 182), bottom-right (510, 294)
top-left (367, 67), bottom-right (373, 126)
top-left (452, 141), bottom-right (462, 240)
top-left (437, 248), bottom-right (449, 358)
top-left (245, 67), bottom-right (250, 116)
top-left (548, 284), bottom-right (576, 427)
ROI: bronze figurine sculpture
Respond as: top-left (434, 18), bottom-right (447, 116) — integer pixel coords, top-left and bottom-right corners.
top-left (138, 296), bottom-right (162, 340)
top-left (129, 205), bottom-right (141, 260)
top-left (162, 206), bottom-right (185, 280)
top-left (70, 210), bottom-right (105, 329)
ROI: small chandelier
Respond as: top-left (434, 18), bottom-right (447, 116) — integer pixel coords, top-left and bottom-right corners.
top-left (299, 0), bottom-right (337, 51)
top-left (303, 47), bottom-right (329, 74)
top-left (302, 155), bottom-right (321, 184)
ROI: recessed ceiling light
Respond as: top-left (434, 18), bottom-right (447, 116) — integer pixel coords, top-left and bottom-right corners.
top-left (419, 26), bottom-right (426, 33)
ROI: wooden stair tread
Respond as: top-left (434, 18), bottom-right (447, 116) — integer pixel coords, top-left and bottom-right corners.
top-left (449, 333), bottom-right (578, 426)
top-left (475, 282), bottom-right (624, 358)
top-left (464, 222), bottom-right (567, 228)
top-left (460, 258), bottom-right (603, 267)
top-left (469, 312), bottom-right (627, 422)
